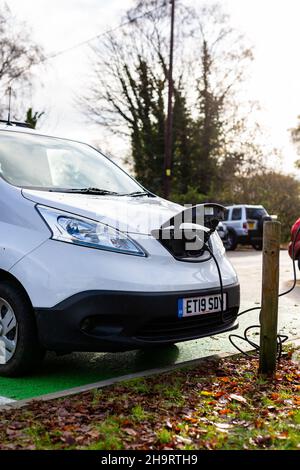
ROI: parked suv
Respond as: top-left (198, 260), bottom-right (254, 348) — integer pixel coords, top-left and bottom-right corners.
top-left (0, 123), bottom-right (240, 376)
top-left (223, 205), bottom-right (270, 251)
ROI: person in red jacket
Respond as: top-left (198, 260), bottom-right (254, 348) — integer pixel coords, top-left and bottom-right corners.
top-left (289, 218), bottom-right (300, 267)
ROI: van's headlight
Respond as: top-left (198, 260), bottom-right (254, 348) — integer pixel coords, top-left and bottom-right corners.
top-left (37, 205), bottom-right (146, 257)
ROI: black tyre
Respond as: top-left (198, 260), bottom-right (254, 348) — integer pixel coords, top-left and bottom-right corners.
top-left (226, 229), bottom-right (238, 251)
top-left (0, 281), bottom-right (45, 377)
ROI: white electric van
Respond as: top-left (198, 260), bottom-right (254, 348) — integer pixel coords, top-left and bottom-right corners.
top-left (0, 123), bottom-right (239, 376)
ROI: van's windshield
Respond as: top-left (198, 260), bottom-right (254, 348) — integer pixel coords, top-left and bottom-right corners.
top-left (0, 131), bottom-right (143, 194)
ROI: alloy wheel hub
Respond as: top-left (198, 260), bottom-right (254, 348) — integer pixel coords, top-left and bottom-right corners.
top-left (0, 298), bottom-right (18, 364)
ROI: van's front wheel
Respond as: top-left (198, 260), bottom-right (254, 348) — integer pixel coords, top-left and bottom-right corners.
top-left (0, 281), bottom-right (44, 377)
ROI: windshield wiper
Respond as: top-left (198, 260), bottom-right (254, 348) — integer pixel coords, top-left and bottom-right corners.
top-left (49, 188), bottom-right (120, 195)
top-left (121, 191), bottom-right (155, 197)
top-left (48, 188), bottom-right (155, 197)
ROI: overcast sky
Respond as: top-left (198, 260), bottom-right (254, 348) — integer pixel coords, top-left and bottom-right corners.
top-left (6, 0), bottom-right (300, 171)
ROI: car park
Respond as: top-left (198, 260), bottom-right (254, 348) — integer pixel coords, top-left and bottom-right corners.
top-left (223, 204), bottom-right (271, 251)
top-left (0, 123), bottom-right (240, 376)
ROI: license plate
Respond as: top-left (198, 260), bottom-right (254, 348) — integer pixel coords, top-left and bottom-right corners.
top-left (178, 293), bottom-right (227, 318)
top-left (247, 222), bottom-right (255, 230)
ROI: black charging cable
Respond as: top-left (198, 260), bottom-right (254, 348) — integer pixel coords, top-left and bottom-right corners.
top-left (205, 244), bottom-right (225, 323)
top-left (202, 223), bottom-right (300, 359)
top-left (228, 224), bottom-right (300, 360)
top-left (196, 218), bottom-right (299, 360)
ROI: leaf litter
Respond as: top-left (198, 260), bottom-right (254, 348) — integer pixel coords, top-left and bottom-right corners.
top-left (0, 348), bottom-right (299, 450)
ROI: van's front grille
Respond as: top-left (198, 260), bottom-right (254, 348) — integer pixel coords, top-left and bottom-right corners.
top-left (134, 308), bottom-right (238, 342)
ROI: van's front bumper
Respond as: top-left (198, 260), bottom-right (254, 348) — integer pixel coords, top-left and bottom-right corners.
top-left (35, 283), bottom-right (240, 352)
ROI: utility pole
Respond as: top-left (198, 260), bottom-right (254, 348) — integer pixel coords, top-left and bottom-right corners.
top-left (163, 0), bottom-right (176, 199)
top-left (7, 87), bottom-right (12, 124)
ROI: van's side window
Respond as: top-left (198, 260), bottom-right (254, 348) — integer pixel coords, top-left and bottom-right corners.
top-left (232, 208), bottom-right (242, 220)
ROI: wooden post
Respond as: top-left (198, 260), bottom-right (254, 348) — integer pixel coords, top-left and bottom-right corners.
top-left (259, 220), bottom-right (281, 375)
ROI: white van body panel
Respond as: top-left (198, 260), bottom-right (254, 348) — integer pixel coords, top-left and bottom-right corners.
top-left (10, 233), bottom-right (238, 308)
top-left (0, 179), bottom-right (51, 271)
top-left (22, 189), bottom-right (183, 235)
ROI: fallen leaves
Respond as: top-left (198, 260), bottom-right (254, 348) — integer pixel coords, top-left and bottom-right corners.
top-left (293, 396), bottom-right (300, 406)
top-left (275, 431), bottom-right (288, 440)
top-left (214, 422), bottom-right (232, 431)
top-left (60, 431), bottom-right (76, 446)
top-left (250, 434), bottom-right (273, 448)
top-left (165, 419), bottom-right (172, 429)
top-left (123, 428), bottom-right (137, 437)
top-left (0, 351), bottom-right (299, 450)
top-left (218, 408), bottom-right (231, 415)
top-left (176, 435), bottom-right (192, 445)
top-left (229, 393), bottom-right (248, 404)
top-left (271, 392), bottom-right (280, 400)
top-left (219, 376), bottom-right (230, 383)
top-left (183, 416), bottom-right (198, 424)
top-left (200, 390), bottom-right (214, 396)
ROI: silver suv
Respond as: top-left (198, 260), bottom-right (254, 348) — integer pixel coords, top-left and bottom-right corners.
top-left (223, 205), bottom-right (270, 251)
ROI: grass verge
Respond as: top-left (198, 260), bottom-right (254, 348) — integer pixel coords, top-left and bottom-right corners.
top-left (0, 347), bottom-right (299, 450)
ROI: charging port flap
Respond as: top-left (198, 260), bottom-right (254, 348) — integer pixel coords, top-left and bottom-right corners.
top-left (152, 203), bottom-right (226, 262)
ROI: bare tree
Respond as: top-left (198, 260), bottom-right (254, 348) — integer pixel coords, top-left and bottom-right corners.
top-left (80, 1), bottom-right (263, 196)
top-left (291, 117), bottom-right (300, 170)
top-left (0, 2), bottom-right (44, 115)
top-left (81, 1), bottom-right (171, 131)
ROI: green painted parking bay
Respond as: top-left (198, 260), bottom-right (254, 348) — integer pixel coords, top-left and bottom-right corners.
top-left (0, 333), bottom-right (236, 401)
top-left (0, 303), bottom-right (299, 402)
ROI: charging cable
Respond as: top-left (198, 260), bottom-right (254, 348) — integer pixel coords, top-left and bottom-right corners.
top-left (228, 224), bottom-right (300, 360)
top-left (205, 244), bottom-right (225, 323)
top-left (203, 224), bottom-right (300, 360)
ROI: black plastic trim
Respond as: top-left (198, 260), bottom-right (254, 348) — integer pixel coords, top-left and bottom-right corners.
top-left (35, 284), bottom-right (240, 353)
